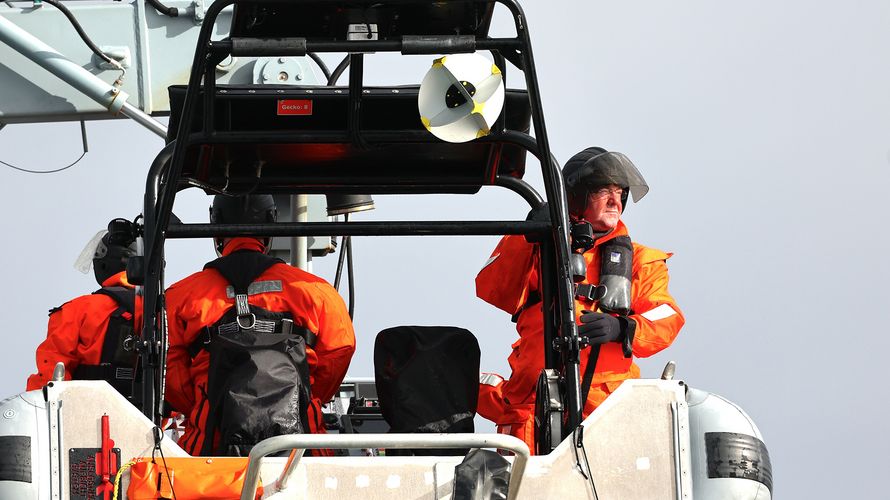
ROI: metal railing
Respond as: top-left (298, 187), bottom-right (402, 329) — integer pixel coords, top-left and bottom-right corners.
top-left (240, 433), bottom-right (531, 500)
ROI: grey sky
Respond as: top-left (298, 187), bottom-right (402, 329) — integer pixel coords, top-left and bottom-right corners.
top-left (2, 1), bottom-right (888, 498)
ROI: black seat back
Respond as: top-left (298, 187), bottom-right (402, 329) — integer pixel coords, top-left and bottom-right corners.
top-left (374, 326), bottom-right (480, 455)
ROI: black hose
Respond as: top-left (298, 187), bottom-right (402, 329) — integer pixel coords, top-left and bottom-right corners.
top-left (333, 214), bottom-right (349, 290)
top-left (327, 55), bottom-right (350, 86)
top-left (346, 233), bottom-right (355, 319)
top-left (307, 52), bottom-right (331, 83)
top-left (41, 0), bottom-right (122, 70)
top-left (145, 0), bottom-right (179, 17)
top-left (333, 236), bottom-right (347, 290)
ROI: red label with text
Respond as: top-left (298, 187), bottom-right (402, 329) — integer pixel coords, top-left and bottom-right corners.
top-left (277, 99), bottom-right (313, 115)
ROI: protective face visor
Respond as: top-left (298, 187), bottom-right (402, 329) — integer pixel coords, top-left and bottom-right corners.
top-left (564, 151), bottom-right (650, 205)
top-left (74, 230), bottom-right (108, 274)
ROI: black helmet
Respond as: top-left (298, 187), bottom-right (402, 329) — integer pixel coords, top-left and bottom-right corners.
top-left (93, 218), bottom-right (138, 285)
top-left (209, 194), bottom-right (277, 254)
top-left (562, 147), bottom-right (649, 217)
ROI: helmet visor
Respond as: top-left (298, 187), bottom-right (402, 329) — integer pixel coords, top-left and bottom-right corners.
top-left (73, 230), bottom-right (108, 274)
top-left (565, 151), bottom-right (649, 203)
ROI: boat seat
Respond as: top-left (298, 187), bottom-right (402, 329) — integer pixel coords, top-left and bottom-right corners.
top-left (373, 325), bottom-right (480, 456)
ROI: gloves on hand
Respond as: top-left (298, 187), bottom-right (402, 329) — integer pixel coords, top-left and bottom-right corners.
top-left (526, 202), bottom-right (550, 223)
top-left (525, 202), bottom-right (550, 243)
top-left (578, 311), bottom-right (636, 357)
top-left (578, 311), bottom-right (623, 345)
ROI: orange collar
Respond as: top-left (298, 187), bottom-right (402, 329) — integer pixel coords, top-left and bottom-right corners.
top-left (221, 237), bottom-right (266, 256)
top-left (100, 271), bottom-right (134, 288)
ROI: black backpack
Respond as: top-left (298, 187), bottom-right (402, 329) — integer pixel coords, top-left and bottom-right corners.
top-left (73, 286), bottom-right (138, 399)
top-left (190, 251), bottom-right (314, 456)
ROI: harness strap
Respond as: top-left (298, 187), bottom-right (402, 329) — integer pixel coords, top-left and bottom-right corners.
top-left (87, 287), bottom-right (138, 389)
top-left (188, 321), bottom-right (317, 359)
top-left (205, 251), bottom-right (283, 331)
top-left (203, 250), bottom-right (283, 295)
top-left (93, 286), bottom-right (135, 314)
top-left (511, 282), bottom-right (612, 323)
top-left (576, 283), bottom-right (607, 302)
top-left (579, 345), bottom-right (601, 410)
top-left (511, 291), bottom-right (542, 323)
top-left (75, 363), bottom-right (135, 382)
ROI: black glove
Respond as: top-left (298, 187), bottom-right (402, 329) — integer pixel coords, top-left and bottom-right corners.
top-left (578, 312), bottom-right (636, 357)
top-left (525, 202), bottom-right (550, 243)
top-left (526, 202), bottom-right (550, 222)
top-left (578, 311), bottom-right (623, 345)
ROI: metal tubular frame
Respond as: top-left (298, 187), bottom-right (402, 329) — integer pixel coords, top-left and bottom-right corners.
top-left (166, 220), bottom-right (550, 238)
top-left (140, 141), bottom-right (176, 415)
top-left (239, 433), bottom-right (531, 500)
top-left (0, 13), bottom-right (169, 138)
top-left (495, 175), bottom-right (544, 207)
top-left (141, 0), bottom-right (583, 444)
top-left (211, 36), bottom-right (522, 55)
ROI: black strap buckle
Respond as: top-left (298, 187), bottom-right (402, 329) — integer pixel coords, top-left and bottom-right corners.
top-left (575, 283), bottom-right (607, 302)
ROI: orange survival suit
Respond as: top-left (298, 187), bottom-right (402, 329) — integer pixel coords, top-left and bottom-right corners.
top-left (27, 271), bottom-right (141, 392)
top-left (475, 221), bottom-right (684, 449)
top-left (165, 238), bottom-right (355, 455)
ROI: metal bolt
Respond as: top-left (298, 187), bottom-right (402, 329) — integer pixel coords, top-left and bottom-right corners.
top-left (278, 58), bottom-right (286, 64)
top-left (3, 409), bottom-right (14, 418)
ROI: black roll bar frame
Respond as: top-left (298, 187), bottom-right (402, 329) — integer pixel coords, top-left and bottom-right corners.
top-left (140, 0), bottom-right (584, 448)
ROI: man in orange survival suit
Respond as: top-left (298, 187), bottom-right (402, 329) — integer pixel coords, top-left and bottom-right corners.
top-left (165, 194), bottom-right (355, 456)
top-left (475, 147), bottom-right (685, 450)
top-left (27, 218), bottom-right (141, 397)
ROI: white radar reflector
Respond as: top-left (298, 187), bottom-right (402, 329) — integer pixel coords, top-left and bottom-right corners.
top-left (418, 54), bottom-right (505, 143)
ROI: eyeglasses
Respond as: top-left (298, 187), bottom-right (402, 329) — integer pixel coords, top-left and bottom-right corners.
top-left (587, 187), bottom-right (626, 200)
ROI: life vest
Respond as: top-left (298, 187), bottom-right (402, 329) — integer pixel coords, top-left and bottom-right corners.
top-left (72, 286), bottom-right (138, 398)
top-left (189, 251), bottom-right (315, 456)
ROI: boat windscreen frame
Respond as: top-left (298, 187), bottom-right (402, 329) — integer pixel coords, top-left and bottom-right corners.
top-left (139, 0), bottom-right (585, 452)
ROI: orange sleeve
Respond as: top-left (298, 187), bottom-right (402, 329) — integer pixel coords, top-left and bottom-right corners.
top-left (475, 235), bottom-right (538, 314)
top-left (26, 304), bottom-right (82, 391)
top-left (305, 283), bottom-right (356, 404)
top-left (163, 286), bottom-right (195, 414)
top-left (629, 248), bottom-right (685, 358)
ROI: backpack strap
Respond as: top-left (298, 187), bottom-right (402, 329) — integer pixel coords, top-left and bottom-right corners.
top-left (92, 286), bottom-right (135, 315)
top-left (203, 251), bottom-right (284, 295)
top-left (92, 287), bottom-right (137, 365)
top-left (204, 251), bottom-right (284, 330)
top-left (76, 286), bottom-right (138, 397)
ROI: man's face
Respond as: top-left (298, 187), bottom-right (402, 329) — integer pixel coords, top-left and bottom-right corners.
top-left (581, 184), bottom-right (624, 231)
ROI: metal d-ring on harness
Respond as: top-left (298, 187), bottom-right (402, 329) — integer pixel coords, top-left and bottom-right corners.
top-left (234, 293), bottom-right (256, 330)
top-left (192, 251), bottom-right (318, 353)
